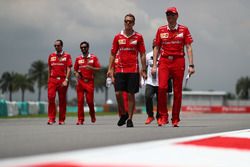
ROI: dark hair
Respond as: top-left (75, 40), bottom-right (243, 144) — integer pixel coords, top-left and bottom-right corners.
top-left (55, 39), bottom-right (63, 46)
top-left (80, 41), bottom-right (89, 48)
top-left (124, 13), bottom-right (135, 22)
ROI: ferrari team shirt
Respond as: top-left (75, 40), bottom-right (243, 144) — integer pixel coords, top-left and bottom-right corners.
top-left (48, 51), bottom-right (72, 78)
top-left (155, 24), bottom-right (193, 57)
top-left (111, 30), bottom-right (146, 73)
top-left (74, 53), bottom-right (101, 80)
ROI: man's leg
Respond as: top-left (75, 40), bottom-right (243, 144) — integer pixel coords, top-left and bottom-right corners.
top-left (145, 84), bottom-right (155, 124)
top-left (58, 83), bottom-right (68, 124)
top-left (47, 79), bottom-right (57, 124)
top-left (86, 84), bottom-right (95, 123)
top-left (76, 81), bottom-right (85, 124)
top-left (158, 59), bottom-right (170, 125)
top-left (171, 59), bottom-right (185, 126)
top-left (145, 84), bottom-right (154, 117)
top-left (116, 91), bottom-right (128, 126)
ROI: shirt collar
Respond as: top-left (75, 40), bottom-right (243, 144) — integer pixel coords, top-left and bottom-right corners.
top-left (121, 30), bottom-right (135, 38)
top-left (55, 51), bottom-right (64, 56)
top-left (167, 24), bottom-right (178, 30)
top-left (82, 53), bottom-right (91, 58)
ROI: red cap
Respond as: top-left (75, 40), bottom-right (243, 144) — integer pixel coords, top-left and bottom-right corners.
top-left (166, 7), bottom-right (178, 14)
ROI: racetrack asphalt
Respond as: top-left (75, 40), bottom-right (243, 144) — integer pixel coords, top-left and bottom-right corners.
top-left (0, 112), bottom-right (250, 159)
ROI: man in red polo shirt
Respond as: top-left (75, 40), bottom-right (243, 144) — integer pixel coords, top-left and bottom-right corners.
top-left (107, 13), bottom-right (147, 128)
top-left (47, 39), bottom-right (72, 125)
top-left (74, 41), bottom-right (101, 125)
top-left (152, 7), bottom-right (195, 127)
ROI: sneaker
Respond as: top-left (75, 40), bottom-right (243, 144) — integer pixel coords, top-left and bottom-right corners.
top-left (47, 120), bottom-right (55, 125)
top-left (126, 119), bottom-right (134, 128)
top-left (76, 120), bottom-right (84, 125)
top-left (145, 117), bottom-right (155, 124)
top-left (117, 113), bottom-right (129, 126)
top-left (58, 121), bottom-right (65, 125)
top-left (157, 118), bottom-right (169, 126)
top-left (172, 121), bottom-right (179, 127)
top-left (91, 116), bottom-right (96, 123)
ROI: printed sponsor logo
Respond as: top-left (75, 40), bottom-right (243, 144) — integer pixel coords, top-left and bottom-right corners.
top-left (176, 33), bottom-right (183, 38)
top-left (130, 40), bottom-right (137, 45)
top-left (115, 58), bottom-right (119, 63)
top-left (88, 60), bottom-right (94, 63)
top-left (61, 57), bottom-right (66, 61)
top-left (118, 39), bottom-right (126, 45)
top-left (50, 57), bottom-right (56, 61)
top-left (160, 33), bottom-right (169, 39)
top-left (79, 60), bottom-right (84, 64)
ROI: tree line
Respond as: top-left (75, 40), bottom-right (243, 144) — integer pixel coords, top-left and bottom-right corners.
top-left (0, 60), bottom-right (108, 102)
top-left (1, 60), bottom-right (250, 101)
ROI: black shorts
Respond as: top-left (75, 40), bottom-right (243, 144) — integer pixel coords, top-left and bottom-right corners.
top-left (114, 73), bottom-right (140, 94)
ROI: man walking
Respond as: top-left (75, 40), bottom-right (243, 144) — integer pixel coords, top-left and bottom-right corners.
top-left (152, 7), bottom-right (195, 127)
top-left (107, 13), bottom-right (147, 127)
top-left (47, 39), bottom-right (72, 125)
top-left (145, 39), bottom-right (172, 124)
top-left (74, 41), bottom-right (101, 125)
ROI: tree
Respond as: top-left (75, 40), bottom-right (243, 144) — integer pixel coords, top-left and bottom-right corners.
top-left (94, 67), bottom-right (108, 103)
top-left (0, 72), bottom-right (18, 101)
top-left (14, 73), bottom-right (34, 101)
top-left (29, 60), bottom-right (48, 101)
top-left (236, 76), bottom-right (250, 99)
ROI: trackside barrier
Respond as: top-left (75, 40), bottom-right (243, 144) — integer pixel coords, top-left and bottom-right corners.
top-left (0, 100), bottom-right (8, 116)
top-left (66, 106), bottom-right (103, 113)
top-left (182, 106), bottom-right (250, 113)
top-left (0, 101), bottom-right (48, 117)
top-left (6, 101), bottom-right (19, 116)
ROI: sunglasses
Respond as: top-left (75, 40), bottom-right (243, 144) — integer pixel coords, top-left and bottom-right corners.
top-left (124, 20), bottom-right (134, 24)
top-left (80, 46), bottom-right (88, 49)
top-left (54, 44), bottom-right (61, 47)
top-left (166, 12), bottom-right (177, 16)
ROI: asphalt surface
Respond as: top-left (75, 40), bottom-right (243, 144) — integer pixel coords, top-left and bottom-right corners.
top-left (0, 112), bottom-right (250, 159)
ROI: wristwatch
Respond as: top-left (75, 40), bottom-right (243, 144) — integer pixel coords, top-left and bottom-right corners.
top-left (189, 64), bottom-right (195, 68)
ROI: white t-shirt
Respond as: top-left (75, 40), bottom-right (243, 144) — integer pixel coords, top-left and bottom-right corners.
top-left (145, 51), bottom-right (159, 86)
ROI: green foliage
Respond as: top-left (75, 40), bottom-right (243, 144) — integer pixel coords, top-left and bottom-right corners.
top-left (14, 73), bottom-right (34, 101)
top-left (28, 60), bottom-right (48, 101)
top-left (236, 76), bottom-right (250, 99)
top-left (0, 72), bottom-right (18, 101)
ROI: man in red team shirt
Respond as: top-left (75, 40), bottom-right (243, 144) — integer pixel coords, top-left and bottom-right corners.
top-left (74, 41), bottom-right (101, 125)
top-left (152, 7), bottom-right (195, 127)
top-left (47, 39), bottom-right (72, 125)
top-left (107, 13), bottom-right (147, 128)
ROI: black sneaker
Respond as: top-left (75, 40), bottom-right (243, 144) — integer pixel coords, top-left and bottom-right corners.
top-left (126, 119), bottom-right (134, 128)
top-left (117, 113), bottom-right (129, 126)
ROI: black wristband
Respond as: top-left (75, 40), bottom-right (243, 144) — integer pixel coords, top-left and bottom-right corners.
top-left (189, 64), bottom-right (195, 68)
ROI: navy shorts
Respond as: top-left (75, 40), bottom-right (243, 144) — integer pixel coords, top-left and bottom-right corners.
top-left (114, 73), bottom-right (140, 94)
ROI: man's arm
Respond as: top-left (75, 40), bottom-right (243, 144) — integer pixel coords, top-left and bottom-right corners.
top-left (186, 44), bottom-right (195, 75)
top-left (107, 53), bottom-right (115, 78)
top-left (151, 46), bottom-right (159, 75)
top-left (140, 52), bottom-right (147, 79)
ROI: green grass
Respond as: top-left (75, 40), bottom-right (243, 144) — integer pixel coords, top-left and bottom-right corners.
top-left (0, 111), bottom-right (117, 119)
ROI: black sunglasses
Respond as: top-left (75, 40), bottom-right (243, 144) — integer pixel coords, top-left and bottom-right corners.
top-left (166, 12), bottom-right (177, 16)
top-left (124, 20), bottom-right (134, 24)
top-left (80, 46), bottom-right (88, 49)
top-left (54, 44), bottom-right (61, 47)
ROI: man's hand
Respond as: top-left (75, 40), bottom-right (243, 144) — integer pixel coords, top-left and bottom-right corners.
top-left (151, 66), bottom-right (157, 76)
top-left (188, 65), bottom-right (195, 76)
top-left (140, 69), bottom-right (147, 80)
top-left (62, 80), bottom-right (68, 86)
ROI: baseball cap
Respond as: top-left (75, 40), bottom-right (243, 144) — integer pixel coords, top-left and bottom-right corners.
top-left (165, 7), bottom-right (178, 14)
